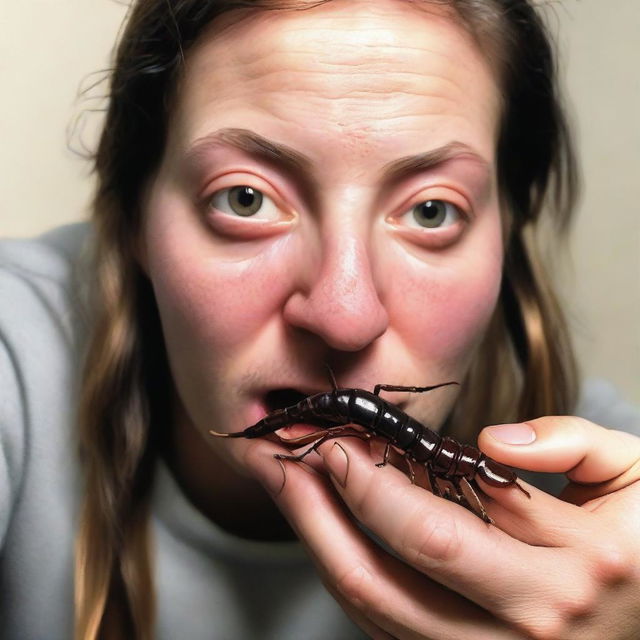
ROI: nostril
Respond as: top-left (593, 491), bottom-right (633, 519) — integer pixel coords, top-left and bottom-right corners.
top-left (264, 388), bottom-right (308, 412)
top-left (282, 277), bottom-right (389, 353)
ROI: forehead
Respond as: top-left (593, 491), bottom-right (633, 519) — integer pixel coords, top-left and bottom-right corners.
top-left (170, 0), bottom-right (501, 166)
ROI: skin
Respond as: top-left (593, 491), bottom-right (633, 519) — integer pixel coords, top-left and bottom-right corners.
top-left (143, 1), bottom-right (502, 527)
top-left (141, 1), bottom-right (640, 637)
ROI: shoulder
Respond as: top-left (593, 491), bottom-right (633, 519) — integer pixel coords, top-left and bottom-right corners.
top-left (0, 223), bottom-right (92, 545)
top-left (0, 222), bottom-right (92, 344)
top-left (0, 221), bottom-right (93, 408)
top-left (0, 222), bottom-right (91, 303)
top-left (0, 219), bottom-right (94, 413)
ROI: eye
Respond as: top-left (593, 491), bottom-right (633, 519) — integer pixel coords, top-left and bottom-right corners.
top-left (208, 186), bottom-right (279, 220)
top-left (401, 200), bottom-right (462, 229)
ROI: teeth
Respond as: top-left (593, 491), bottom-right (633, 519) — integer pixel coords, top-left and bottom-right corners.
top-left (265, 388), bottom-right (308, 411)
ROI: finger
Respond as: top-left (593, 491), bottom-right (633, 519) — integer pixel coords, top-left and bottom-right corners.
top-left (316, 438), bottom-right (593, 625)
top-left (329, 593), bottom-right (397, 640)
top-left (471, 476), bottom-right (594, 547)
top-left (473, 423), bottom-right (635, 547)
top-left (244, 439), bottom-right (515, 640)
top-left (479, 416), bottom-right (640, 494)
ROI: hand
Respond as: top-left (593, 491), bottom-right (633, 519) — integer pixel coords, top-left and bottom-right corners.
top-left (245, 416), bottom-right (640, 639)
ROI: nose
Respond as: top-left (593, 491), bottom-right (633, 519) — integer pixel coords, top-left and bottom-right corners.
top-left (282, 232), bottom-right (389, 352)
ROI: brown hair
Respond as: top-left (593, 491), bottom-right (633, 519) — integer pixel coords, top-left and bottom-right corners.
top-left (75, 1), bottom-right (578, 637)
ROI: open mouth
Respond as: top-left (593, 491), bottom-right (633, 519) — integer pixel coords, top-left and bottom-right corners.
top-left (264, 388), bottom-right (309, 413)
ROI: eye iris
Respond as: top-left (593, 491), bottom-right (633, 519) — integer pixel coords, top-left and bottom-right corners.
top-left (229, 186), bottom-right (263, 216)
top-left (413, 200), bottom-right (446, 228)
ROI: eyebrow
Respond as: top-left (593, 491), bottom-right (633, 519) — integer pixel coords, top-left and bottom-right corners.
top-left (184, 127), bottom-right (491, 186)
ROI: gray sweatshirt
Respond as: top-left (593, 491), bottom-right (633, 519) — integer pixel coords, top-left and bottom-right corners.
top-left (0, 224), bottom-right (637, 639)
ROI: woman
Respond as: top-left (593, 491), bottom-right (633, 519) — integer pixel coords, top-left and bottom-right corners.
top-left (1, 0), bottom-right (639, 638)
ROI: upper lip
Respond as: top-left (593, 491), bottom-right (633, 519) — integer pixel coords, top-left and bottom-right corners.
top-left (256, 381), bottom-right (411, 411)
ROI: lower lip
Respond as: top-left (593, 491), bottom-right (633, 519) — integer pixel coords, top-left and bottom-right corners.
top-left (245, 399), bottom-right (268, 427)
top-left (245, 400), bottom-right (320, 440)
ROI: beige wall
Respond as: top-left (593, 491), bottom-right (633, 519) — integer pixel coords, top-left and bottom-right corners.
top-left (545, 2), bottom-right (640, 405)
top-left (1, 1), bottom-right (638, 404)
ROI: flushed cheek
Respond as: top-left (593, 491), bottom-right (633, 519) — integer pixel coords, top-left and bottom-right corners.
top-left (147, 242), bottom-right (298, 434)
top-left (392, 256), bottom-right (503, 367)
top-left (150, 248), bottom-right (294, 360)
top-left (142, 186), bottom-right (295, 359)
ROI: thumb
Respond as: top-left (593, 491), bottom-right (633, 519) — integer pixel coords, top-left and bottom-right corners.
top-left (477, 416), bottom-right (640, 485)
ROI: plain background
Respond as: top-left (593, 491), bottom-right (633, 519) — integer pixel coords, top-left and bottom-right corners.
top-left (1, 1), bottom-right (638, 405)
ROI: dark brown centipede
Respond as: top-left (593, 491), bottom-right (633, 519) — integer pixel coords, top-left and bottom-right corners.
top-left (210, 380), bottom-right (530, 522)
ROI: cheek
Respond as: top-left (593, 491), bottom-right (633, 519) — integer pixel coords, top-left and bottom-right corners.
top-left (142, 196), bottom-right (296, 364)
top-left (150, 250), bottom-right (290, 357)
top-left (389, 241), bottom-right (503, 366)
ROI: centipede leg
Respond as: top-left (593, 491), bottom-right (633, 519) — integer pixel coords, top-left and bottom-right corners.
top-left (437, 478), bottom-right (470, 512)
top-left (375, 442), bottom-right (393, 468)
top-left (441, 482), bottom-right (455, 502)
top-left (373, 446), bottom-right (417, 484)
top-left (373, 382), bottom-right (458, 396)
top-left (403, 454), bottom-right (417, 484)
top-left (276, 425), bottom-right (349, 447)
top-left (455, 477), bottom-right (493, 524)
top-left (425, 464), bottom-right (443, 498)
top-left (274, 427), bottom-right (369, 463)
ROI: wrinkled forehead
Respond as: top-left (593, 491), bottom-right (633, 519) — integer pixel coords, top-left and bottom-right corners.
top-left (168, 0), bottom-right (502, 164)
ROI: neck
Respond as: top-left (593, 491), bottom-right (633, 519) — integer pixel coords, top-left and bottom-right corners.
top-left (162, 401), bottom-right (295, 542)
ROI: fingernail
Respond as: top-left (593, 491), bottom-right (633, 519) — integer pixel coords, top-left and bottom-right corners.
top-left (486, 423), bottom-right (536, 445)
top-left (254, 456), bottom-right (287, 496)
top-left (325, 442), bottom-right (349, 488)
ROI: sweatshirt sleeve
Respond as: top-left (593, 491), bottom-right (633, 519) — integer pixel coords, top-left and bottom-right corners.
top-left (0, 325), bottom-right (27, 549)
top-left (0, 225), bottom-right (89, 551)
top-left (576, 377), bottom-right (640, 436)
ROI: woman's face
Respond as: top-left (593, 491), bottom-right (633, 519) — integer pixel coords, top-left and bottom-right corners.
top-left (142, 0), bottom-right (503, 468)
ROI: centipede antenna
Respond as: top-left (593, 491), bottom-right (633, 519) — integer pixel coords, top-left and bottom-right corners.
top-left (324, 363), bottom-right (339, 390)
top-left (209, 429), bottom-right (242, 438)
